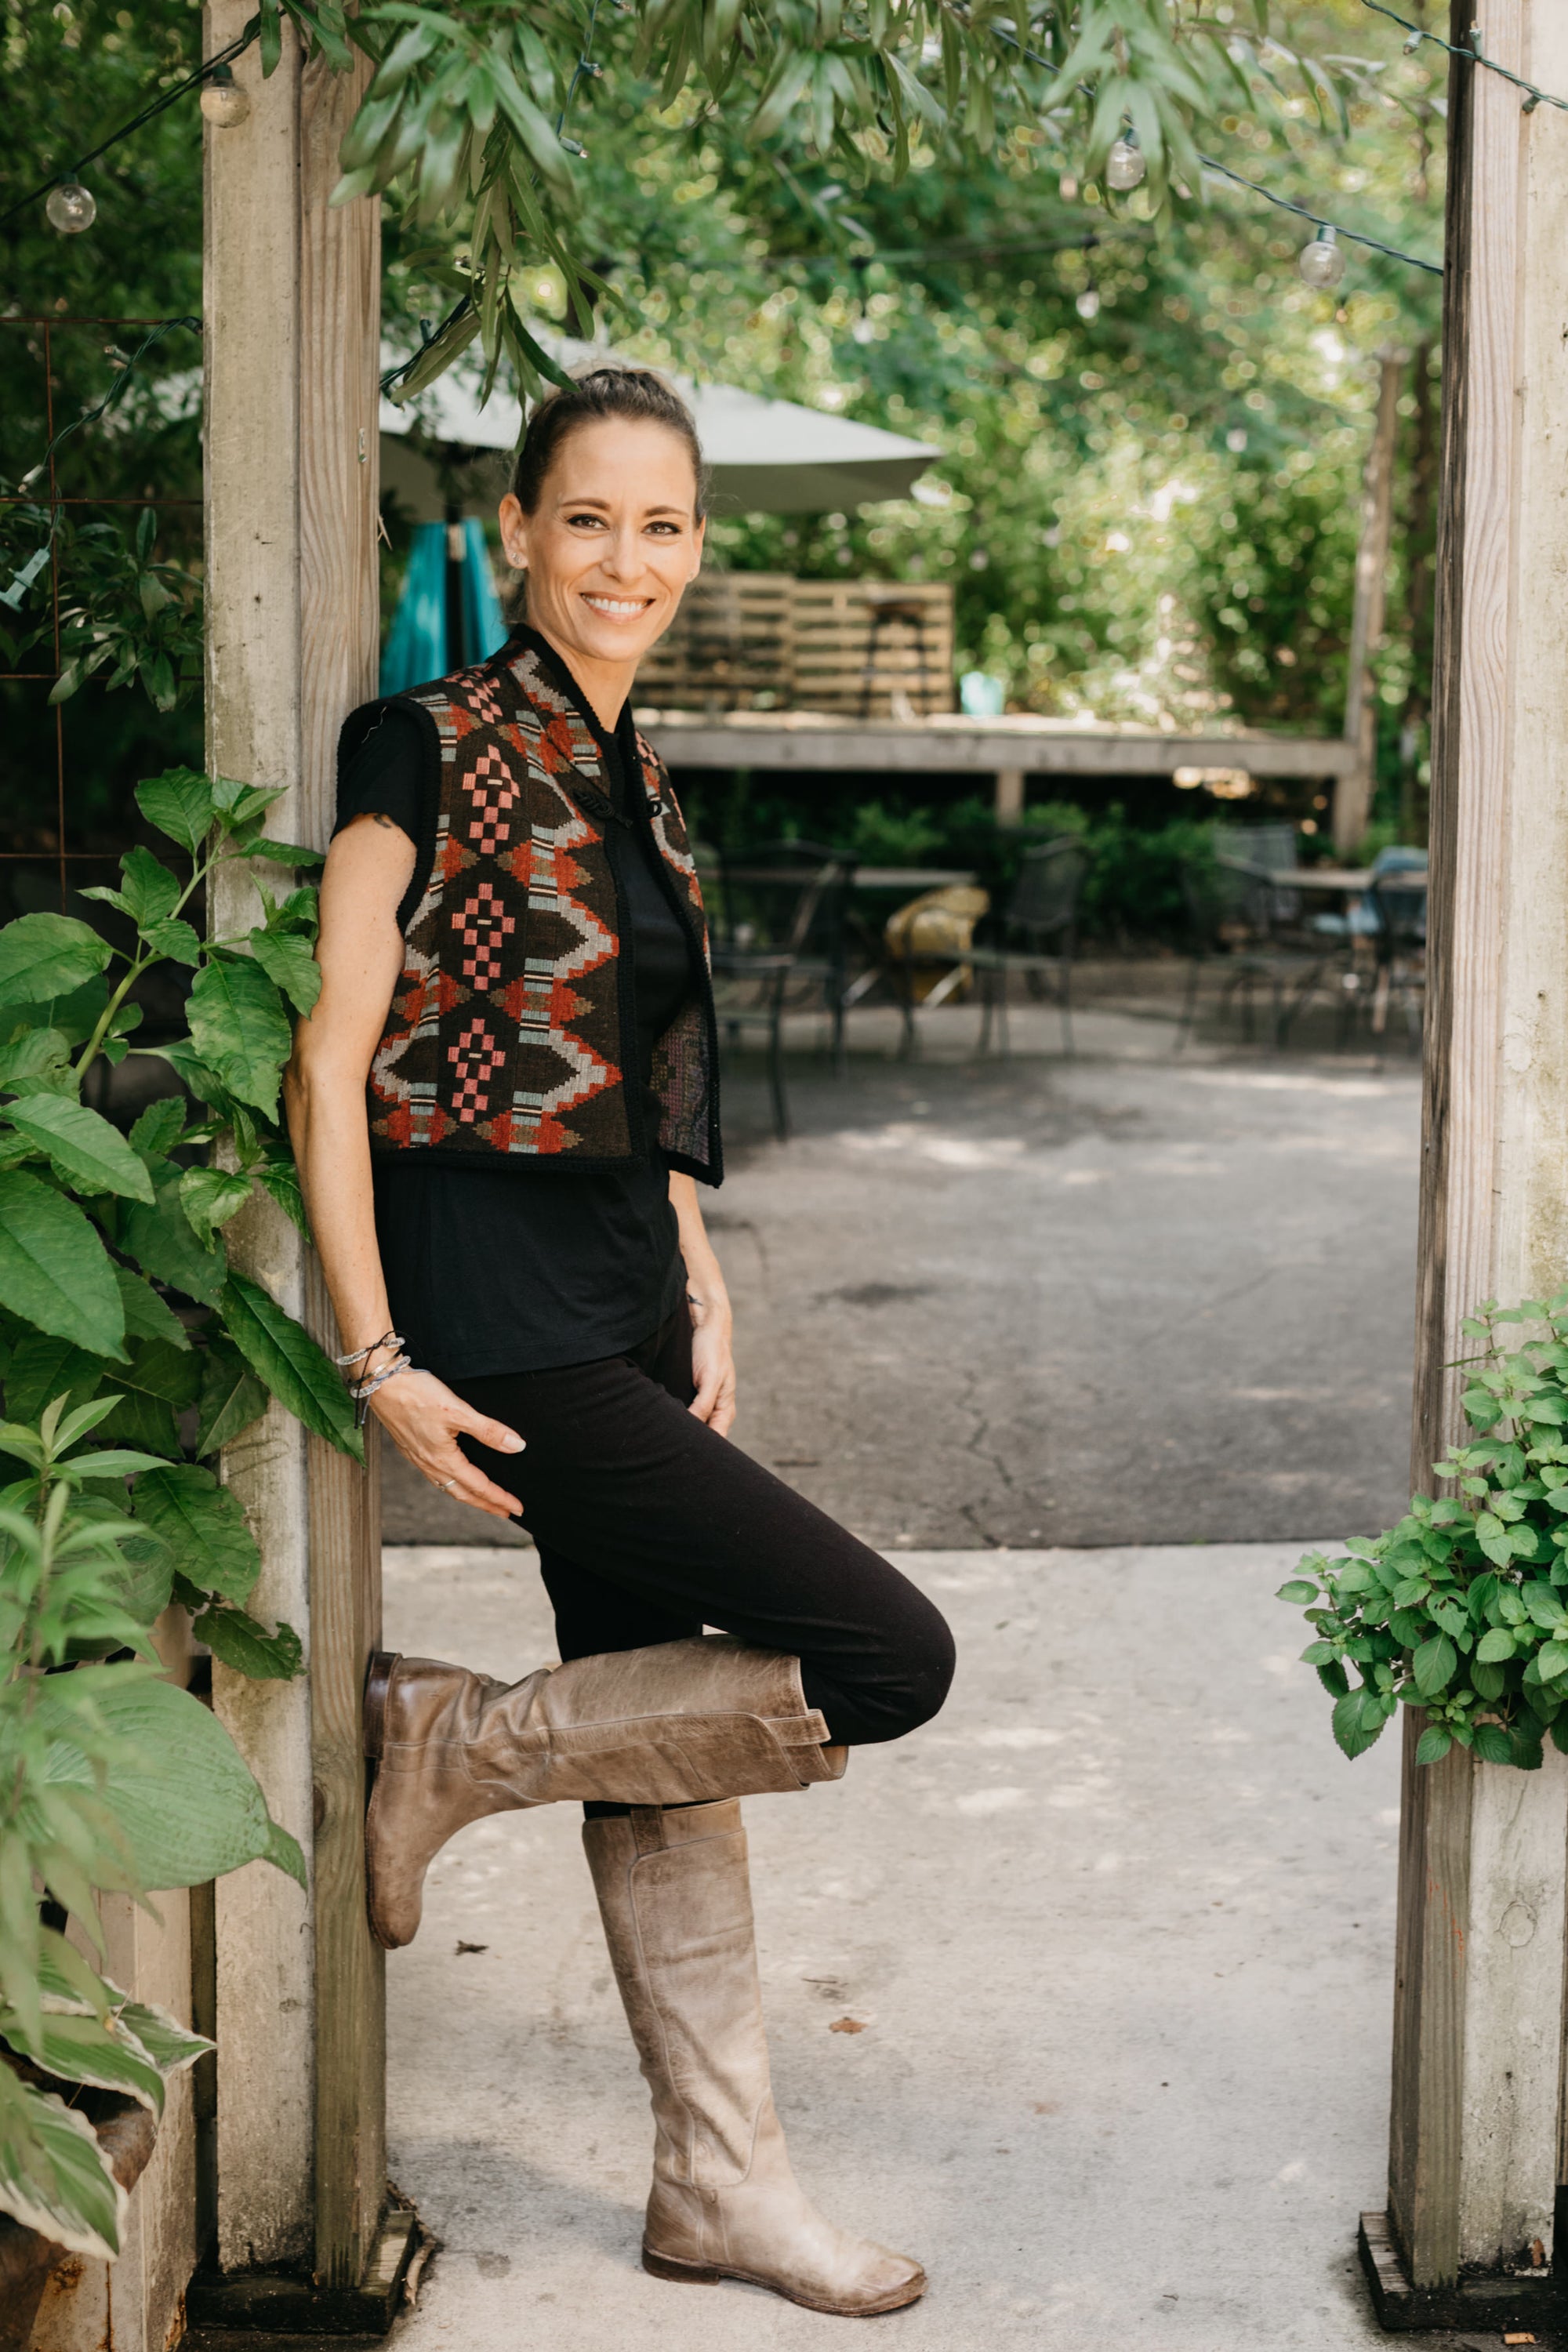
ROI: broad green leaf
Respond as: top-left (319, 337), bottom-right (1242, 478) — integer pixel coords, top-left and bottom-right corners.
top-left (1539, 1642), bottom-right (1568, 1682)
top-left (114, 1266), bottom-right (190, 1352)
top-left (194, 1599), bottom-right (303, 1679)
top-left (249, 836), bottom-right (325, 869)
top-left (1474, 1722), bottom-right (1515, 1766)
top-left (221, 1272), bottom-right (363, 1461)
top-left (0, 914), bottom-right (111, 1007)
top-left (0, 1171), bottom-right (126, 1358)
top-left (95, 1337), bottom-right (199, 1459)
top-left (0, 1025), bottom-right (71, 1091)
top-left (249, 927), bottom-right (321, 1016)
top-left (1331, 1682), bottom-right (1387, 1760)
top-left (116, 845), bottom-right (181, 928)
top-left (65, 1449), bottom-right (175, 1483)
top-left (1415, 1726), bottom-right (1452, 1766)
top-left (117, 1169), bottom-right (226, 1307)
top-left (0, 2002), bottom-right (165, 2116)
top-left (114, 1996), bottom-right (211, 2076)
top-left (135, 1464), bottom-right (260, 1603)
top-left (129, 1096), bottom-right (186, 1159)
top-left (187, 956), bottom-right (292, 1116)
top-left (2, 1094), bottom-right (154, 1203)
top-left (0, 2072), bottom-right (125, 2260)
top-left (1276, 1578), bottom-right (1318, 1604)
top-left (1475, 1627), bottom-right (1517, 1663)
top-left (194, 1338), bottom-right (269, 1457)
top-left (256, 1158), bottom-right (307, 1234)
top-left (1315, 1658), bottom-right (1349, 1697)
top-left (141, 916), bottom-right (201, 966)
top-left (179, 1165), bottom-right (254, 1243)
top-left (135, 768), bottom-right (216, 857)
top-left (1412, 1632), bottom-right (1457, 1699)
top-left (1471, 1661), bottom-right (1507, 1700)
top-left (2, 1334), bottom-right (107, 1424)
top-left (70, 1495), bottom-right (173, 1625)
top-left (45, 1672), bottom-right (304, 1892)
top-left (1524, 1582), bottom-right (1568, 1630)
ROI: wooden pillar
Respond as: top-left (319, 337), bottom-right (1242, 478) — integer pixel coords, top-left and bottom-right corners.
top-left (1363, 1), bottom-right (1568, 2330)
top-left (1334, 350), bottom-right (1403, 855)
top-left (201, 4), bottom-right (394, 2314)
top-left (994, 767), bottom-right (1025, 824)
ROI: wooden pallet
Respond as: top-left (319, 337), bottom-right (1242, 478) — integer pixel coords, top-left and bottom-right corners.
top-left (637, 574), bottom-right (954, 717)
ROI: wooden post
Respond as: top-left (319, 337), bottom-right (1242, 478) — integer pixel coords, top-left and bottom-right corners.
top-left (1334, 350), bottom-right (1403, 855)
top-left (199, 6), bottom-right (401, 2321)
top-left (1362, 2), bottom-right (1568, 2331)
top-left (993, 767), bottom-right (1025, 824)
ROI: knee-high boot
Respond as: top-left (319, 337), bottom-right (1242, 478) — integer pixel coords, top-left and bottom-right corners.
top-left (364, 1638), bottom-right (845, 1950)
top-left (583, 1798), bottom-right (927, 2317)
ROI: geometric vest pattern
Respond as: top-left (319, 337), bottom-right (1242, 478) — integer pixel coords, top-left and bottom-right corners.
top-left (362, 636), bottom-right (721, 1181)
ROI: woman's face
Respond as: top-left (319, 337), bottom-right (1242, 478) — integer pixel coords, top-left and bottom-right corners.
top-left (498, 417), bottom-right (705, 673)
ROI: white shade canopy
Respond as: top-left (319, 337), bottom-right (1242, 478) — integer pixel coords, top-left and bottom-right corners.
top-left (380, 334), bottom-right (939, 515)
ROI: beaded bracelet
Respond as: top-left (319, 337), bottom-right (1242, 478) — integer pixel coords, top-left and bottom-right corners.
top-left (336, 1329), bottom-right (403, 1368)
top-left (347, 1352), bottom-right (413, 1429)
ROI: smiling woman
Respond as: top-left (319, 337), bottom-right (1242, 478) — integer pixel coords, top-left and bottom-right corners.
top-left (283, 365), bottom-right (954, 2317)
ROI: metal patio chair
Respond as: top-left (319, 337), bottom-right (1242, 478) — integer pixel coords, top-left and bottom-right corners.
top-left (967, 837), bottom-right (1091, 1058)
top-left (707, 839), bottom-right (856, 1138)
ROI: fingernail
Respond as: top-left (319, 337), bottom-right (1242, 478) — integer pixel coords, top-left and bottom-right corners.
top-left (504, 1436), bottom-right (524, 1450)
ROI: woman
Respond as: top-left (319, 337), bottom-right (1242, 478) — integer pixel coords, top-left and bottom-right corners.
top-left (286, 367), bottom-right (955, 2319)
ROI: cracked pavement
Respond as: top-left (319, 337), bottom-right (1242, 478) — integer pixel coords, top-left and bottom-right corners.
top-left (382, 996), bottom-right (1422, 1553)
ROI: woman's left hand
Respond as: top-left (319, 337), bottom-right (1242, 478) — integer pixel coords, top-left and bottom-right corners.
top-left (688, 1296), bottom-right (736, 1437)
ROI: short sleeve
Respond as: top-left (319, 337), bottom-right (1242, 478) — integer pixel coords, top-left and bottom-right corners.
top-left (333, 705), bottom-right (429, 845)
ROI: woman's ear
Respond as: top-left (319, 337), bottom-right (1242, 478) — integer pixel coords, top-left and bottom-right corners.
top-left (689, 514), bottom-right (706, 583)
top-left (498, 491), bottom-right (529, 572)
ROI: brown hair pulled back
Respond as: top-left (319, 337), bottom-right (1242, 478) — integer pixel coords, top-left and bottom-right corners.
top-left (510, 365), bottom-right (708, 518)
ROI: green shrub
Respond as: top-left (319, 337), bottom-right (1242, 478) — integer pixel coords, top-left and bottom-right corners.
top-left (1279, 1298), bottom-right (1568, 1772)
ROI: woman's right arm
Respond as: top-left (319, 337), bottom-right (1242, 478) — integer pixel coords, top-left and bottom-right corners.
top-left (284, 815), bottom-right (527, 1519)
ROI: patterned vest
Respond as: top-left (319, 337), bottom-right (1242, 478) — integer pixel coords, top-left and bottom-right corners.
top-left (359, 637), bottom-right (720, 1182)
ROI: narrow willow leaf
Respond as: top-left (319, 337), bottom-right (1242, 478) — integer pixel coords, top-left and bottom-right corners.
top-left (221, 1272), bottom-right (363, 1461)
top-left (0, 1171), bottom-right (126, 1358)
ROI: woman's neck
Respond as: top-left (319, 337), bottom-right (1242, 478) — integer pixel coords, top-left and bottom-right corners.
top-left (525, 618), bottom-right (630, 734)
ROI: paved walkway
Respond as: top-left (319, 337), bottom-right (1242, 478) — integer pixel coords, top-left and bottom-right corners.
top-left (381, 1541), bottom-right (1482, 2352)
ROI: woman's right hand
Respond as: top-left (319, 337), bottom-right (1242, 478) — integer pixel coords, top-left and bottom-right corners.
top-left (370, 1368), bottom-right (526, 1521)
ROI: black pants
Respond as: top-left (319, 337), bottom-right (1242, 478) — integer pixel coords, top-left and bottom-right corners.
top-left (454, 1305), bottom-right (955, 1750)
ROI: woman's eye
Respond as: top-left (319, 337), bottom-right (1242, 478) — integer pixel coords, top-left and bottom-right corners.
top-left (566, 512), bottom-right (605, 528)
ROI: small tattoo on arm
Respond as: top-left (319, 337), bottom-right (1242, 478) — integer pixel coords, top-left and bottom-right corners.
top-left (372, 812), bottom-right (397, 829)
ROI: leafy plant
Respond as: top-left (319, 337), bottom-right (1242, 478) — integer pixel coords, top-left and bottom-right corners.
top-left (1279, 1298), bottom-right (1568, 1772)
top-left (0, 1399), bottom-right (305, 2261)
top-left (0, 510), bottom-right (203, 717)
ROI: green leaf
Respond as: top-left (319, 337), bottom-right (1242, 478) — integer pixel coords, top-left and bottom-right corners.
top-left (0, 2072), bottom-right (125, 2261)
top-left (0, 1171), bottom-right (126, 1358)
top-left (45, 1671), bottom-right (302, 1891)
top-left (1412, 1632), bottom-right (1457, 1700)
top-left (1315, 1659), bottom-right (1349, 1698)
top-left (1524, 1582), bottom-right (1568, 1630)
top-left (115, 845), bottom-right (181, 929)
top-left (2, 1334), bottom-right (107, 1424)
top-left (255, 1158), bottom-right (307, 1234)
top-left (69, 1495), bottom-right (172, 1625)
top-left (94, 1338), bottom-right (199, 1458)
top-left (1474, 1722), bottom-right (1515, 1766)
top-left (194, 1339), bottom-right (269, 1457)
top-left (132, 1462), bottom-right (260, 1603)
top-left (194, 1599), bottom-right (303, 1679)
top-left (129, 1096), bottom-right (186, 1159)
top-left (0, 1025), bottom-right (71, 1091)
top-left (134, 768), bottom-right (215, 857)
top-left (179, 1165), bottom-right (254, 1243)
top-left (0, 914), bottom-right (111, 1007)
top-left (1, 1094), bottom-right (154, 1203)
top-left (1471, 1661), bottom-right (1507, 1700)
top-left (1331, 1682), bottom-right (1388, 1760)
top-left (187, 956), bottom-right (292, 1117)
top-left (1475, 1627), bottom-right (1517, 1663)
top-left (141, 916), bottom-right (201, 966)
top-left (117, 1169), bottom-right (226, 1307)
top-left (1276, 1578), bottom-right (1318, 1604)
top-left (112, 1995), bottom-right (211, 2077)
top-left (249, 836), bottom-right (325, 869)
top-left (220, 1272), bottom-right (363, 1461)
top-left (1538, 1642), bottom-right (1568, 1682)
top-left (249, 927), bottom-right (321, 1016)
top-left (0, 2004), bottom-right (165, 2117)
top-left (1415, 1726), bottom-right (1453, 1766)
top-left (114, 1266), bottom-right (190, 1352)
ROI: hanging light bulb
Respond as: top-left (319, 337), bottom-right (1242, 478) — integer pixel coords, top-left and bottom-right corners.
top-left (200, 64), bottom-right (251, 128)
top-left (45, 180), bottom-right (96, 234)
top-left (1076, 282), bottom-right (1101, 321)
top-left (1298, 224), bottom-right (1346, 289)
top-left (1105, 131), bottom-right (1146, 193)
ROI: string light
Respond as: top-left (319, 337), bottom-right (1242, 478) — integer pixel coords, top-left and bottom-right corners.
top-left (1075, 281), bottom-right (1101, 321)
top-left (1360, 0), bottom-right (1568, 116)
top-left (1197, 153), bottom-right (1443, 276)
top-left (1105, 129), bottom-right (1146, 193)
top-left (199, 64), bottom-right (251, 129)
top-left (1298, 224), bottom-right (1346, 289)
top-left (45, 183), bottom-right (96, 235)
top-left (555, 0), bottom-right (603, 154)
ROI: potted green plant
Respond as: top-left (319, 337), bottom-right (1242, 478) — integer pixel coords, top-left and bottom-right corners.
top-left (1279, 1298), bottom-right (1568, 1769)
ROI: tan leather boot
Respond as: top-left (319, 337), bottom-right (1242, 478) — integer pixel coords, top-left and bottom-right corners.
top-left (363, 1637), bottom-right (845, 1951)
top-left (583, 1799), bottom-right (927, 2318)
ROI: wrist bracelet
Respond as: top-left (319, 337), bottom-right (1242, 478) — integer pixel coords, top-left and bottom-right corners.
top-left (336, 1329), bottom-right (403, 1368)
top-left (348, 1352), bottom-right (414, 1428)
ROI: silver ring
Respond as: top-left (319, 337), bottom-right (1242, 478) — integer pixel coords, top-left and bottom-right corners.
top-left (435, 1475), bottom-right (459, 1493)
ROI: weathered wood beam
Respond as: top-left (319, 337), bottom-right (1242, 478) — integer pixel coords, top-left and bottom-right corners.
top-left (1372, 0), bottom-right (1568, 2326)
top-left (1334, 350), bottom-right (1404, 855)
top-left (640, 715), bottom-right (1356, 781)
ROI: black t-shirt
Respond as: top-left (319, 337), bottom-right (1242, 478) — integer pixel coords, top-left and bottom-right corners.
top-left (336, 641), bottom-right (698, 1378)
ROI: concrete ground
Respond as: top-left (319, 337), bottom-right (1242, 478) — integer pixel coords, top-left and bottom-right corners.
top-left (381, 1540), bottom-right (1490, 2352)
top-left (383, 995), bottom-right (1424, 1555)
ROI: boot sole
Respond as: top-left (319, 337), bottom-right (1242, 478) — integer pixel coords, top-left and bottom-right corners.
top-left (641, 2245), bottom-right (927, 2316)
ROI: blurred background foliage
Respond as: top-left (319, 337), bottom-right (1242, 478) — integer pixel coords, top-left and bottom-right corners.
top-left (2, 0), bottom-right (1445, 931)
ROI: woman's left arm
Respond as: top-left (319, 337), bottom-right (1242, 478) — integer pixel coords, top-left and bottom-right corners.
top-left (670, 1171), bottom-right (736, 1436)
